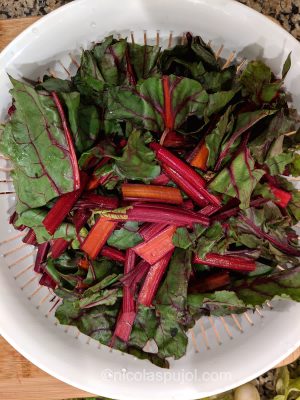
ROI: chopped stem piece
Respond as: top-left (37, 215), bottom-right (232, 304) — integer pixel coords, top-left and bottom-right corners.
top-left (43, 171), bottom-right (88, 235)
top-left (122, 183), bottom-right (183, 205)
top-left (133, 225), bottom-right (176, 264)
top-left (81, 217), bottom-right (118, 259)
top-left (194, 253), bottom-right (256, 271)
top-left (138, 250), bottom-right (173, 306)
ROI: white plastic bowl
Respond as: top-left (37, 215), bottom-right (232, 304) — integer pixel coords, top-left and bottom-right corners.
top-left (0, 1), bottom-right (300, 399)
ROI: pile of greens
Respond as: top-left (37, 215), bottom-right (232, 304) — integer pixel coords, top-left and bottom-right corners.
top-left (1, 33), bottom-right (300, 368)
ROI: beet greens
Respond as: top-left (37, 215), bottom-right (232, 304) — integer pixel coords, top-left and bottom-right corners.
top-left (1, 33), bottom-right (300, 368)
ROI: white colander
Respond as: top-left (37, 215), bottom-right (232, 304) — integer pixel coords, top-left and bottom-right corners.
top-left (0, 1), bottom-right (300, 399)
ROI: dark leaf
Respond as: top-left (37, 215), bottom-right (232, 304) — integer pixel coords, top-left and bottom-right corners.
top-left (112, 130), bottom-right (160, 180)
top-left (0, 79), bottom-right (78, 212)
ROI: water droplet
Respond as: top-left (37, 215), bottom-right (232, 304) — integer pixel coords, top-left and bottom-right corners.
top-left (32, 27), bottom-right (39, 35)
top-left (90, 22), bottom-right (96, 28)
top-left (7, 228), bottom-right (12, 233)
top-left (121, 368), bottom-right (127, 373)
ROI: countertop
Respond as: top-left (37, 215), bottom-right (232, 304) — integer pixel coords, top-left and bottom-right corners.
top-left (0, 0), bottom-right (300, 39)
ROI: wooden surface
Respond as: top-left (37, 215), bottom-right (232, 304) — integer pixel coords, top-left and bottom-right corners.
top-left (0, 16), bottom-right (40, 50)
top-left (0, 337), bottom-right (95, 400)
top-left (0, 15), bottom-right (299, 400)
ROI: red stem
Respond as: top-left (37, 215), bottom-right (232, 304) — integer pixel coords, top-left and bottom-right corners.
top-left (114, 203), bottom-right (210, 226)
top-left (34, 242), bottom-right (50, 273)
top-left (194, 253), bottom-right (256, 271)
top-left (75, 192), bottom-right (119, 210)
top-left (239, 214), bottom-right (300, 256)
top-left (163, 164), bottom-right (208, 207)
top-left (139, 223), bottom-right (168, 241)
top-left (51, 91), bottom-right (80, 190)
top-left (121, 259), bottom-right (150, 288)
top-left (113, 249), bottom-right (137, 342)
top-left (22, 229), bottom-right (37, 245)
top-left (39, 272), bottom-right (57, 289)
top-left (125, 47), bottom-right (137, 86)
top-left (51, 238), bottom-right (69, 259)
top-left (212, 197), bottom-right (268, 222)
top-left (43, 171), bottom-right (88, 235)
top-left (138, 250), bottom-right (173, 306)
top-left (189, 271), bottom-right (230, 293)
top-left (101, 246), bottom-right (126, 263)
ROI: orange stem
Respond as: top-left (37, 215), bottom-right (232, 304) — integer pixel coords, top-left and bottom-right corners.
top-left (133, 225), bottom-right (176, 264)
top-left (190, 143), bottom-right (209, 170)
top-left (81, 217), bottom-right (118, 259)
top-left (121, 183), bottom-right (183, 205)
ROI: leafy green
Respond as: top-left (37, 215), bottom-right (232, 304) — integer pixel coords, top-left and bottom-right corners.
top-left (61, 92), bottom-right (100, 153)
top-left (209, 148), bottom-right (265, 209)
top-left (231, 266), bottom-right (300, 306)
top-left (128, 43), bottom-right (161, 80)
top-left (205, 106), bottom-right (234, 168)
top-left (154, 249), bottom-right (192, 359)
top-left (106, 75), bottom-right (209, 132)
top-left (73, 50), bottom-right (105, 103)
top-left (0, 78), bottom-right (78, 212)
top-left (188, 291), bottom-right (247, 317)
top-left (240, 60), bottom-right (281, 103)
top-left (16, 209), bottom-right (76, 243)
top-left (112, 130), bottom-right (160, 180)
top-left (107, 222), bottom-right (143, 249)
top-left (93, 38), bottom-right (127, 85)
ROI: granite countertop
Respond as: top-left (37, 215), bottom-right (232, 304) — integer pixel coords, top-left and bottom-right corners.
top-left (0, 0), bottom-right (300, 39)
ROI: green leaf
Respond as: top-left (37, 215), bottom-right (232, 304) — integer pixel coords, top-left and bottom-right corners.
top-left (249, 110), bottom-right (294, 163)
top-left (113, 130), bottom-right (160, 181)
top-left (0, 79), bottom-right (78, 212)
top-left (188, 290), bottom-right (247, 317)
top-left (129, 305), bottom-right (158, 348)
top-left (84, 274), bottom-right (121, 297)
top-left (266, 152), bottom-right (294, 175)
top-left (156, 249), bottom-right (192, 310)
top-left (205, 90), bottom-right (236, 118)
top-left (288, 191), bottom-right (300, 222)
top-left (107, 224), bottom-right (143, 250)
top-left (153, 249), bottom-right (192, 359)
top-left (79, 288), bottom-right (121, 309)
top-left (172, 224), bottom-right (206, 250)
top-left (282, 52), bottom-right (292, 79)
top-left (209, 148), bottom-right (265, 209)
top-left (201, 67), bottom-right (236, 93)
top-left (56, 300), bottom-right (120, 344)
top-left (61, 92), bottom-right (100, 153)
top-left (73, 50), bottom-right (105, 103)
top-left (16, 209), bottom-right (76, 243)
top-left (159, 34), bottom-right (219, 77)
top-left (37, 77), bottom-right (73, 92)
top-left (291, 153), bottom-right (300, 176)
top-left (106, 75), bottom-right (209, 132)
top-left (240, 60), bottom-right (280, 103)
top-left (128, 42), bottom-right (161, 80)
top-left (93, 37), bottom-right (127, 85)
top-left (154, 305), bottom-right (189, 359)
top-left (205, 106), bottom-right (234, 169)
top-left (78, 141), bottom-right (115, 169)
top-left (195, 222), bottom-right (224, 258)
top-left (231, 266), bottom-right (300, 306)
